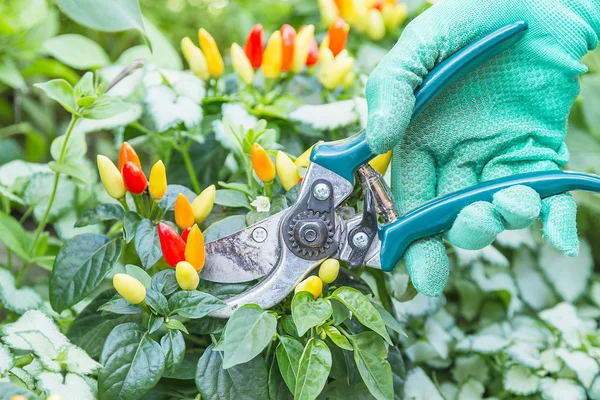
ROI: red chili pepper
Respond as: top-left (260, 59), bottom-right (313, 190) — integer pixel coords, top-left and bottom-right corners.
top-left (305, 37), bottom-right (319, 66)
top-left (158, 222), bottom-right (186, 267)
top-left (280, 24), bottom-right (296, 72)
top-left (182, 226), bottom-right (191, 243)
top-left (328, 17), bottom-right (349, 57)
top-left (118, 142), bottom-right (141, 172)
top-left (373, 1), bottom-right (384, 10)
top-left (122, 161), bottom-right (147, 194)
top-left (245, 24), bottom-right (264, 69)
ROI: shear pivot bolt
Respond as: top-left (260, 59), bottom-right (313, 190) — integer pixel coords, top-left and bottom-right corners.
top-left (252, 227), bottom-right (267, 243)
top-left (352, 232), bottom-right (369, 249)
top-left (313, 183), bottom-right (331, 201)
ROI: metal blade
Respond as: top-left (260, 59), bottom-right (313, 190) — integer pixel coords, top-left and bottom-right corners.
top-left (201, 210), bottom-right (288, 283)
top-left (337, 214), bottom-right (382, 270)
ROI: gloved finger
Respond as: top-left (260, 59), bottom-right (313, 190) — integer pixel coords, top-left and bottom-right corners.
top-left (404, 236), bottom-right (449, 297)
top-left (492, 185), bottom-right (541, 229)
top-left (446, 201), bottom-right (504, 250)
top-left (541, 193), bottom-right (579, 257)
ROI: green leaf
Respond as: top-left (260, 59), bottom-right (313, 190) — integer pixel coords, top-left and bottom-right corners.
top-left (0, 269), bottom-right (43, 314)
top-left (0, 382), bottom-right (39, 400)
top-left (504, 365), bottom-right (540, 395)
top-left (50, 234), bottom-right (122, 312)
top-left (161, 330), bottom-right (185, 376)
top-left (99, 323), bottom-right (165, 400)
top-left (215, 189), bottom-right (251, 209)
top-left (222, 304), bottom-right (277, 369)
top-left (195, 344), bottom-right (269, 400)
top-left (539, 378), bottom-right (586, 400)
top-left (168, 290), bottom-right (226, 319)
top-left (291, 291), bottom-right (332, 336)
top-left (294, 338), bottom-right (332, 400)
top-left (0, 211), bottom-right (30, 260)
top-left (75, 203), bottom-right (124, 228)
top-left (269, 356), bottom-right (294, 400)
top-left (148, 314), bottom-right (163, 334)
top-left (331, 287), bottom-right (392, 345)
top-left (372, 303), bottom-right (407, 337)
top-left (123, 211), bottom-right (141, 243)
top-left (134, 219), bottom-right (162, 270)
top-left (0, 345), bottom-right (14, 375)
top-left (82, 96), bottom-right (133, 120)
top-left (146, 289), bottom-right (169, 316)
top-left (351, 332), bottom-right (394, 400)
top-left (203, 215), bottom-right (247, 242)
top-left (164, 319), bottom-right (189, 335)
top-left (324, 326), bottom-right (353, 351)
top-left (33, 79), bottom-right (76, 114)
top-left (275, 335), bottom-right (304, 393)
top-left (331, 299), bottom-right (350, 325)
top-left (44, 34), bottom-right (110, 69)
top-left (48, 161), bottom-right (91, 183)
top-left (151, 269), bottom-right (179, 296)
top-left (125, 264), bottom-right (152, 288)
top-left (0, 56), bottom-right (27, 91)
top-left (37, 372), bottom-right (95, 399)
top-left (98, 296), bottom-right (142, 315)
top-left (404, 367), bottom-right (444, 400)
top-left (73, 72), bottom-right (94, 100)
top-left (50, 130), bottom-right (86, 163)
top-left (158, 185), bottom-right (196, 211)
top-left (56, 0), bottom-right (147, 39)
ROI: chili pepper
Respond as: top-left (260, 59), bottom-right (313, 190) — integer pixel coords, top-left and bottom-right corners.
top-left (113, 273), bottom-right (146, 304)
top-left (280, 24), bottom-right (296, 72)
top-left (373, 0), bottom-right (384, 10)
top-left (10, 396), bottom-right (28, 400)
top-left (318, 48), bottom-right (354, 90)
top-left (366, 8), bottom-right (386, 40)
top-left (118, 142), bottom-right (141, 172)
top-left (276, 151), bottom-right (300, 191)
top-left (318, 0), bottom-right (340, 26)
top-left (251, 143), bottom-right (276, 182)
top-left (328, 17), bottom-right (349, 56)
top-left (294, 276), bottom-right (323, 299)
top-left (231, 43), bottom-right (254, 85)
top-left (158, 222), bottom-right (186, 267)
top-left (122, 161), bottom-right (147, 195)
top-left (149, 160), bottom-right (167, 200)
top-left (318, 259), bottom-right (340, 283)
top-left (176, 261), bottom-right (200, 290)
top-left (97, 155), bottom-right (126, 199)
top-left (182, 226), bottom-right (191, 243)
top-left (181, 36), bottom-right (209, 81)
top-left (295, 142), bottom-right (321, 167)
top-left (382, 3), bottom-right (408, 30)
top-left (337, 0), bottom-right (364, 25)
top-left (369, 150), bottom-right (393, 175)
top-left (198, 28), bottom-right (224, 77)
top-left (306, 36), bottom-right (319, 67)
top-left (262, 30), bottom-right (283, 79)
top-left (174, 193), bottom-right (194, 230)
top-left (291, 25), bottom-right (315, 73)
top-left (46, 395), bottom-right (62, 400)
top-left (343, 70), bottom-right (356, 89)
top-left (191, 184), bottom-right (216, 224)
top-left (244, 24), bottom-right (264, 69)
top-left (185, 224), bottom-right (205, 271)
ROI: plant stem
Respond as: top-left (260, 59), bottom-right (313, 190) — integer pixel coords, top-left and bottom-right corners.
top-left (178, 132), bottom-right (201, 193)
top-left (1, 196), bottom-right (12, 269)
top-left (28, 115), bottom-right (79, 257)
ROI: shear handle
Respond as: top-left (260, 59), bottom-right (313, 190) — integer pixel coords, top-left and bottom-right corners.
top-left (378, 171), bottom-right (600, 272)
top-left (310, 21), bottom-right (529, 182)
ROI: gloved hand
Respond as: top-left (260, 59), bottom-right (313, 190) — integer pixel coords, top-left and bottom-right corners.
top-left (365, 0), bottom-right (600, 296)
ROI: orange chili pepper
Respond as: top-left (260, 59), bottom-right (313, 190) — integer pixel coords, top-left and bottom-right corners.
top-left (280, 24), bottom-right (296, 72)
top-left (251, 143), bottom-right (276, 182)
top-left (118, 142), bottom-right (141, 172)
top-left (185, 224), bottom-right (205, 271)
top-left (328, 17), bottom-right (350, 56)
top-left (174, 193), bottom-right (194, 230)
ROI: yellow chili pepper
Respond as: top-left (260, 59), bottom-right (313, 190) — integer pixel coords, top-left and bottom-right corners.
top-left (251, 143), bottom-right (276, 182)
top-left (369, 151), bottom-right (393, 175)
top-left (181, 37), bottom-right (209, 81)
top-left (46, 395), bottom-right (62, 400)
top-left (231, 43), bottom-right (254, 85)
top-left (262, 30), bottom-right (283, 79)
top-left (276, 151), bottom-right (300, 191)
top-left (319, 259), bottom-right (340, 283)
top-left (366, 9), bottom-right (386, 40)
top-left (191, 184), bottom-right (216, 224)
top-left (97, 155), bottom-right (126, 200)
top-left (10, 396), bottom-right (28, 400)
top-left (149, 160), bottom-right (167, 200)
top-left (113, 273), bottom-right (146, 304)
top-left (382, 3), bottom-right (408, 30)
top-left (318, 0), bottom-right (340, 26)
top-left (295, 142), bottom-right (321, 167)
top-left (198, 28), bottom-right (224, 77)
top-left (176, 261), bottom-right (200, 290)
top-left (338, 0), bottom-right (366, 25)
top-left (319, 49), bottom-right (354, 90)
top-left (294, 276), bottom-right (323, 299)
top-left (185, 224), bottom-right (205, 271)
top-left (343, 70), bottom-right (356, 89)
top-left (291, 25), bottom-right (315, 73)
top-left (174, 193), bottom-right (194, 230)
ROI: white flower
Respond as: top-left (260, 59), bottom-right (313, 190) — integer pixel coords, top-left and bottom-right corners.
top-left (251, 196), bottom-right (270, 213)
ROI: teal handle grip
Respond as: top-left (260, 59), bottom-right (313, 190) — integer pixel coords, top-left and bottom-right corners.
top-left (378, 171), bottom-right (600, 272)
top-left (310, 21), bottom-right (529, 182)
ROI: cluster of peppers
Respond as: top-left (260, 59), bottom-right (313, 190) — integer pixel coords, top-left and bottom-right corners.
top-left (250, 143), bottom-right (303, 192)
top-left (97, 143), bottom-right (216, 304)
top-left (319, 0), bottom-right (408, 40)
top-left (181, 19), bottom-right (356, 92)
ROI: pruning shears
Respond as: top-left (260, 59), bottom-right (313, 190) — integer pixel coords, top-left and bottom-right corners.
top-left (202, 21), bottom-right (600, 318)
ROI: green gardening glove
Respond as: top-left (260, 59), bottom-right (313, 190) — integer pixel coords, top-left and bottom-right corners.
top-left (365, 0), bottom-right (600, 296)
